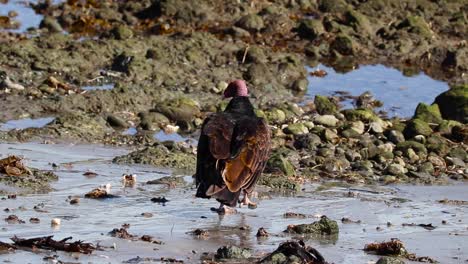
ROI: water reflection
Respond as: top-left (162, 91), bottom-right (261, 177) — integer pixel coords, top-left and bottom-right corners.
top-left (306, 64), bottom-right (449, 118)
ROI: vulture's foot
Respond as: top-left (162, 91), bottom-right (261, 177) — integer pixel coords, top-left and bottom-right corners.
top-left (211, 204), bottom-right (237, 215)
top-left (240, 194), bottom-right (257, 209)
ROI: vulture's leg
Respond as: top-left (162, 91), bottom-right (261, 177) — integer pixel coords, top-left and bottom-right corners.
top-left (211, 204), bottom-right (237, 215)
top-left (241, 191), bottom-right (257, 209)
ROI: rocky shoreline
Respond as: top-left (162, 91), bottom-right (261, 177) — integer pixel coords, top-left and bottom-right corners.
top-left (0, 0), bottom-right (466, 191)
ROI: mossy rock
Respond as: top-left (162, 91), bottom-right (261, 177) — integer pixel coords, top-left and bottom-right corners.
top-left (0, 168), bottom-right (58, 194)
top-left (343, 9), bottom-right (372, 34)
top-left (426, 135), bottom-right (449, 155)
top-left (437, 120), bottom-right (463, 135)
top-left (139, 112), bottom-right (170, 131)
top-left (283, 123), bottom-right (309, 136)
top-left (396, 141), bottom-right (427, 156)
top-left (403, 118), bottom-right (433, 138)
top-left (414, 103), bottom-right (442, 124)
top-left (297, 19), bottom-right (324, 40)
top-left (236, 14), bottom-right (265, 32)
top-left (314, 95), bottom-right (337, 115)
top-left (330, 34), bottom-right (354, 56)
top-left (111, 25), bottom-right (133, 40)
top-left (266, 108), bottom-right (287, 124)
top-left (318, 0), bottom-right (347, 12)
top-left (266, 148), bottom-right (296, 177)
top-left (433, 84), bottom-right (468, 123)
top-left (285, 216), bottom-right (339, 235)
top-left (376, 257), bottom-right (406, 264)
top-left (258, 175), bottom-right (301, 191)
top-left (397, 15), bottom-right (432, 39)
top-left (215, 246), bottom-right (251, 259)
top-left (342, 108), bottom-right (379, 122)
top-left (153, 97), bottom-right (200, 123)
top-left (112, 144), bottom-right (196, 171)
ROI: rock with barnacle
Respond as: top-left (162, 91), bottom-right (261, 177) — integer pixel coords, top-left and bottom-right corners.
top-left (122, 174), bottom-right (137, 186)
top-left (84, 184), bottom-right (118, 199)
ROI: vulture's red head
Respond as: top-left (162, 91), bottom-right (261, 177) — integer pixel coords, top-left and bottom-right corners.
top-left (224, 80), bottom-right (248, 98)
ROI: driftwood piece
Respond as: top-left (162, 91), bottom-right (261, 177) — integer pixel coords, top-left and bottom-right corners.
top-left (11, 235), bottom-right (96, 254)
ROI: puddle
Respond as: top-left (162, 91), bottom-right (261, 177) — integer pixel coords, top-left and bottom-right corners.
top-left (0, 142), bottom-right (467, 263)
top-left (0, 117), bottom-right (54, 131)
top-left (306, 64), bottom-right (449, 118)
top-left (0, 0), bottom-right (44, 32)
top-left (81, 83), bottom-right (115, 91)
top-left (154, 130), bottom-right (196, 144)
top-left (122, 127), bottom-right (137, 135)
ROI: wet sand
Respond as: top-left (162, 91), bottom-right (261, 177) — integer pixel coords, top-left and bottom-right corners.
top-left (0, 143), bottom-right (466, 263)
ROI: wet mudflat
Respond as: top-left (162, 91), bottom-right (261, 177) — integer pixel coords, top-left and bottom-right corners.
top-left (0, 143), bottom-right (466, 263)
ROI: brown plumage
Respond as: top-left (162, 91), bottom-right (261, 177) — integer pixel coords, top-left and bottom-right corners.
top-left (195, 80), bottom-right (271, 212)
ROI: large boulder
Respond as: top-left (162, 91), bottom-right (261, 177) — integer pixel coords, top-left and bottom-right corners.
top-left (433, 84), bottom-right (468, 123)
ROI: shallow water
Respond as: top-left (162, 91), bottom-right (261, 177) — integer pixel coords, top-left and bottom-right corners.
top-left (306, 64), bottom-right (449, 118)
top-left (82, 83), bottom-right (115, 91)
top-left (0, 143), bottom-right (466, 263)
top-left (0, 117), bottom-right (54, 131)
top-left (0, 0), bottom-right (44, 32)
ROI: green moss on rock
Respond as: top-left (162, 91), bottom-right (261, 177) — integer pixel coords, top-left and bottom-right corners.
top-left (434, 84), bottom-right (468, 123)
top-left (315, 95), bottom-right (337, 115)
top-left (414, 103), bottom-right (442, 124)
top-left (404, 118), bottom-right (433, 138)
top-left (285, 216), bottom-right (339, 235)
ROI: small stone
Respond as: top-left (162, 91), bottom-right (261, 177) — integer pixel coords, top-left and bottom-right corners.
top-left (350, 121), bottom-right (365, 134)
top-left (330, 34), bottom-right (354, 55)
top-left (418, 162), bottom-right (434, 174)
top-left (370, 121), bottom-right (384, 133)
top-left (236, 14), bottom-right (265, 32)
top-left (215, 245), bottom-right (251, 259)
top-left (69, 198), bottom-right (79, 205)
top-left (323, 129), bottom-right (339, 143)
top-left (107, 115), bottom-right (128, 129)
top-left (283, 123), bottom-right (309, 135)
top-left (39, 16), bottom-right (63, 33)
top-left (51, 218), bottom-right (61, 226)
top-left (314, 95), bottom-right (337, 115)
top-left (387, 164), bottom-right (407, 175)
top-left (376, 256), bottom-right (406, 264)
top-left (387, 130), bottom-right (405, 144)
top-left (297, 19), bottom-right (324, 40)
top-left (407, 148), bottom-right (419, 163)
top-left (413, 135), bottom-right (426, 144)
top-left (314, 114), bottom-right (339, 127)
top-left (112, 25), bottom-right (134, 40)
top-left (292, 78), bottom-right (308, 92)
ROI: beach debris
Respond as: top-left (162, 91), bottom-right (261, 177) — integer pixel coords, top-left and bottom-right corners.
top-left (188, 229), bottom-right (209, 238)
top-left (5, 215), bottom-right (25, 224)
top-left (109, 227), bottom-right (135, 239)
top-left (69, 197), bottom-right (80, 204)
top-left (256, 227), bottom-right (269, 238)
top-left (85, 183), bottom-right (117, 198)
top-left (402, 223), bottom-right (436, 230)
top-left (283, 212), bottom-right (307, 218)
top-left (438, 199), bottom-right (468, 205)
top-left (83, 171), bottom-right (98, 177)
top-left (11, 235), bottom-right (96, 254)
top-left (364, 238), bottom-right (407, 256)
top-left (259, 240), bottom-right (328, 263)
top-left (0, 241), bottom-right (16, 252)
top-left (151, 196), bottom-right (169, 204)
top-left (122, 173), bottom-right (137, 186)
top-left (310, 68), bottom-right (328, 77)
top-left (285, 216), bottom-right (339, 235)
top-left (364, 238), bottom-right (437, 263)
top-left (341, 217), bottom-right (362, 224)
top-left (51, 218), bottom-right (61, 226)
top-left (29, 217), bottom-right (40, 223)
top-left (109, 225), bottom-right (162, 244)
top-left (0, 155), bottom-right (31, 176)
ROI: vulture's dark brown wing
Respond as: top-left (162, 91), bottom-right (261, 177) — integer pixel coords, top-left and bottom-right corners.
top-left (222, 118), bottom-right (271, 193)
top-left (195, 113), bottom-right (234, 198)
top-left (195, 112), bottom-right (271, 205)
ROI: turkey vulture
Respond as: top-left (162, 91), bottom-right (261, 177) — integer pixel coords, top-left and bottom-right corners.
top-left (195, 80), bottom-right (271, 214)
